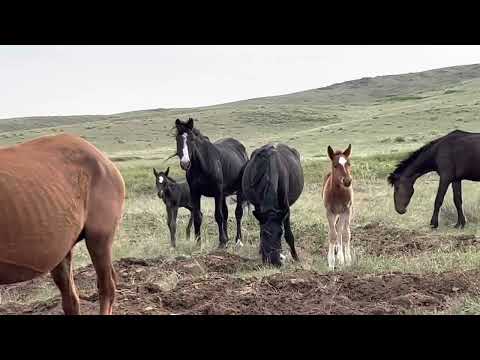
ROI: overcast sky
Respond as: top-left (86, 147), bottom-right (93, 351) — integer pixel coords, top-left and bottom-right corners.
top-left (1, 45), bottom-right (480, 119)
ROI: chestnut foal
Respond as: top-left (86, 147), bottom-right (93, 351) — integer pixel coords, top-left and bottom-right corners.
top-left (322, 144), bottom-right (354, 270)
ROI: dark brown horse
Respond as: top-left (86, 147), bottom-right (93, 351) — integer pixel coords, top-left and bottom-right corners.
top-left (388, 130), bottom-right (480, 229)
top-left (0, 133), bottom-right (125, 315)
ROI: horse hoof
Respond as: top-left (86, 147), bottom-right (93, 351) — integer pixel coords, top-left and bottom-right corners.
top-left (235, 240), bottom-right (244, 248)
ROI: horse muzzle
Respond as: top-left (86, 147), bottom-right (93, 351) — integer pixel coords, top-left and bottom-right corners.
top-left (395, 206), bottom-right (407, 215)
top-left (180, 160), bottom-right (191, 171)
top-left (343, 178), bottom-right (352, 187)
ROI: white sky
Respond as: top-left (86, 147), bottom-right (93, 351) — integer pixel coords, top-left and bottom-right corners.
top-left (1, 45), bottom-right (480, 119)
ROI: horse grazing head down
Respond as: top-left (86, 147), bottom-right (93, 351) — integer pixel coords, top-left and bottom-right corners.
top-left (252, 208), bottom-right (289, 267)
top-left (327, 144), bottom-right (352, 188)
top-left (174, 118), bottom-right (197, 171)
top-left (153, 167), bottom-right (173, 199)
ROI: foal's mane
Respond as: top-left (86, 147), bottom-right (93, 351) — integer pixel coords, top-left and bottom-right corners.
top-left (387, 137), bottom-right (442, 185)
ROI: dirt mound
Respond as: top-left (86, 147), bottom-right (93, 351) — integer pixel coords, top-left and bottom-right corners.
top-left (159, 270), bottom-right (480, 315)
top-left (353, 222), bottom-right (480, 256)
top-left (1, 248), bottom-right (479, 315)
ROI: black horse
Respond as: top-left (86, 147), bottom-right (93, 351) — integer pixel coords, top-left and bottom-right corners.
top-left (153, 167), bottom-right (193, 247)
top-left (388, 129), bottom-right (480, 228)
top-left (242, 143), bottom-right (304, 266)
top-left (174, 118), bottom-right (249, 248)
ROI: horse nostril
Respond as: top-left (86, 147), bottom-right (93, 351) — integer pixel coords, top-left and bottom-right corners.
top-left (180, 161), bottom-right (190, 170)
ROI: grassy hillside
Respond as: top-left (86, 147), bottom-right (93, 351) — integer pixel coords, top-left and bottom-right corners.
top-left (1, 63), bottom-right (480, 161)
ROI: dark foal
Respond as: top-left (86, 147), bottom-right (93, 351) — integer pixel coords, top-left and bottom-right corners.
top-left (388, 130), bottom-right (480, 229)
top-left (174, 118), bottom-right (249, 248)
top-left (153, 167), bottom-right (193, 247)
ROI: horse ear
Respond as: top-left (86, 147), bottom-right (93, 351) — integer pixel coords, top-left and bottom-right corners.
top-left (175, 119), bottom-right (181, 126)
top-left (327, 146), bottom-right (335, 160)
top-left (344, 144), bottom-right (352, 158)
top-left (165, 167), bottom-right (170, 177)
top-left (186, 118), bottom-right (194, 129)
top-left (153, 168), bottom-right (159, 177)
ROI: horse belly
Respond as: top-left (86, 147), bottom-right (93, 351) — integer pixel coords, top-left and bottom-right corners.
top-left (0, 187), bottom-right (85, 280)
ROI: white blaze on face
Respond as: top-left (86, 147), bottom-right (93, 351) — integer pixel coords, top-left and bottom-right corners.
top-left (159, 176), bottom-right (164, 184)
top-left (181, 133), bottom-right (190, 164)
top-left (338, 156), bottom-right (347, 169)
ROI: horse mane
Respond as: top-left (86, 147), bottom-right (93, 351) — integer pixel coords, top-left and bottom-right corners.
top-left (247, 145), bottom-right (276, 189)
top-left (387, 137), bottom-right (443, 185)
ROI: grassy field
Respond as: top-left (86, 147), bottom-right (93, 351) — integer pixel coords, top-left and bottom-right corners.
top-left (2, 63), bottom-right (480, 314)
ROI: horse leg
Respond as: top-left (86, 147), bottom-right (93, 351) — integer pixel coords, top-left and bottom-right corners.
top-left (452, 181), bottom-right (466, 228)
top-left (171, 207), bottom-right (178, 247)
top-left (234, 192), bottom-right (244, 247)
top-left (335, 216), bottom-right (345, 266)
top-left (186, 210), bottom-right (193, 241)
top-left (341, 208), bottom-right (352, 266)
top-left (430, 177), bottom-right (451, 229)
top-left (51, 250), bottom-right (80, 315)
top-left (166, 207), bottom-right (176, 248)
top-left (214, 194), bottom-right (227, 248)
top-left (283, 210), bottom-right (299, 261)
top-left (85, 229), bottom-right (116, 315)
top-left (192, 193), bottom-right (203, 244)
top-left (222, 197), bottom-right (230, 243)
top-left (327, 211), bottom-right (338, 270)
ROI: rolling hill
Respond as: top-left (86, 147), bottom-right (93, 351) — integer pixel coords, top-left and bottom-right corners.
top-left (1, 63), bottom-right (480, 161)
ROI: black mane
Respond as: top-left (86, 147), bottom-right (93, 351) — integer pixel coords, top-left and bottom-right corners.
top-left (387, 137), bottom-right (442, 185)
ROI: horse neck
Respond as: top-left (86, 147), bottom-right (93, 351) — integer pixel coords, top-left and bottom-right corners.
top-left (403, 148), bottom-right (437, 181)
top-left (190, 136), bottom-right (216, 174)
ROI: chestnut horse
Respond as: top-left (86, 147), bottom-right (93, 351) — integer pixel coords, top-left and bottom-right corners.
top-left (0, 133), bottom-right (125, 315)
top-left (322, 144), bottom-right (353, 270)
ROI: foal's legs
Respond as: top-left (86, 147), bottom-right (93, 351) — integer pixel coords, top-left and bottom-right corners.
top-left (335, 216), bottom-right (345, 266)
top-left (85, 229), bottom-right (117, 315)
top-left (430, 177), bottom-right (451, 229)
top-left (234, 193), bottom-right (244, 246)
top-left (167, 207), bottom-right (178, 247)
top-left (452, 181), bottom-right (466, 228)
top-left (340, 208), bottom-right (352, 265)
top-left (51, 250), bottom-right (80, 315)
top-left (186, 210), bottom-right (193, 240)
top-left (327, 211), bottom-right (339, 270)
top-left (283, 211), bottom-right (299, 261)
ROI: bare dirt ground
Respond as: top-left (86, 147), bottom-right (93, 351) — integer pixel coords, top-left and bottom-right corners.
top-left (353, 222), bottom-right (480, 256)
top-left (1, 225), bottom-right (480, 315)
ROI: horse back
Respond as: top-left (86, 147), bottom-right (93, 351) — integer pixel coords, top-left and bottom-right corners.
top-left (213, 138), bottom-right (249, 192)
top-left (276, 144), bottom-right (304, 205)
top-left (435, 131), bottom-right (480, 180)
top-left (243, 143), bottom-right (303, 213)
